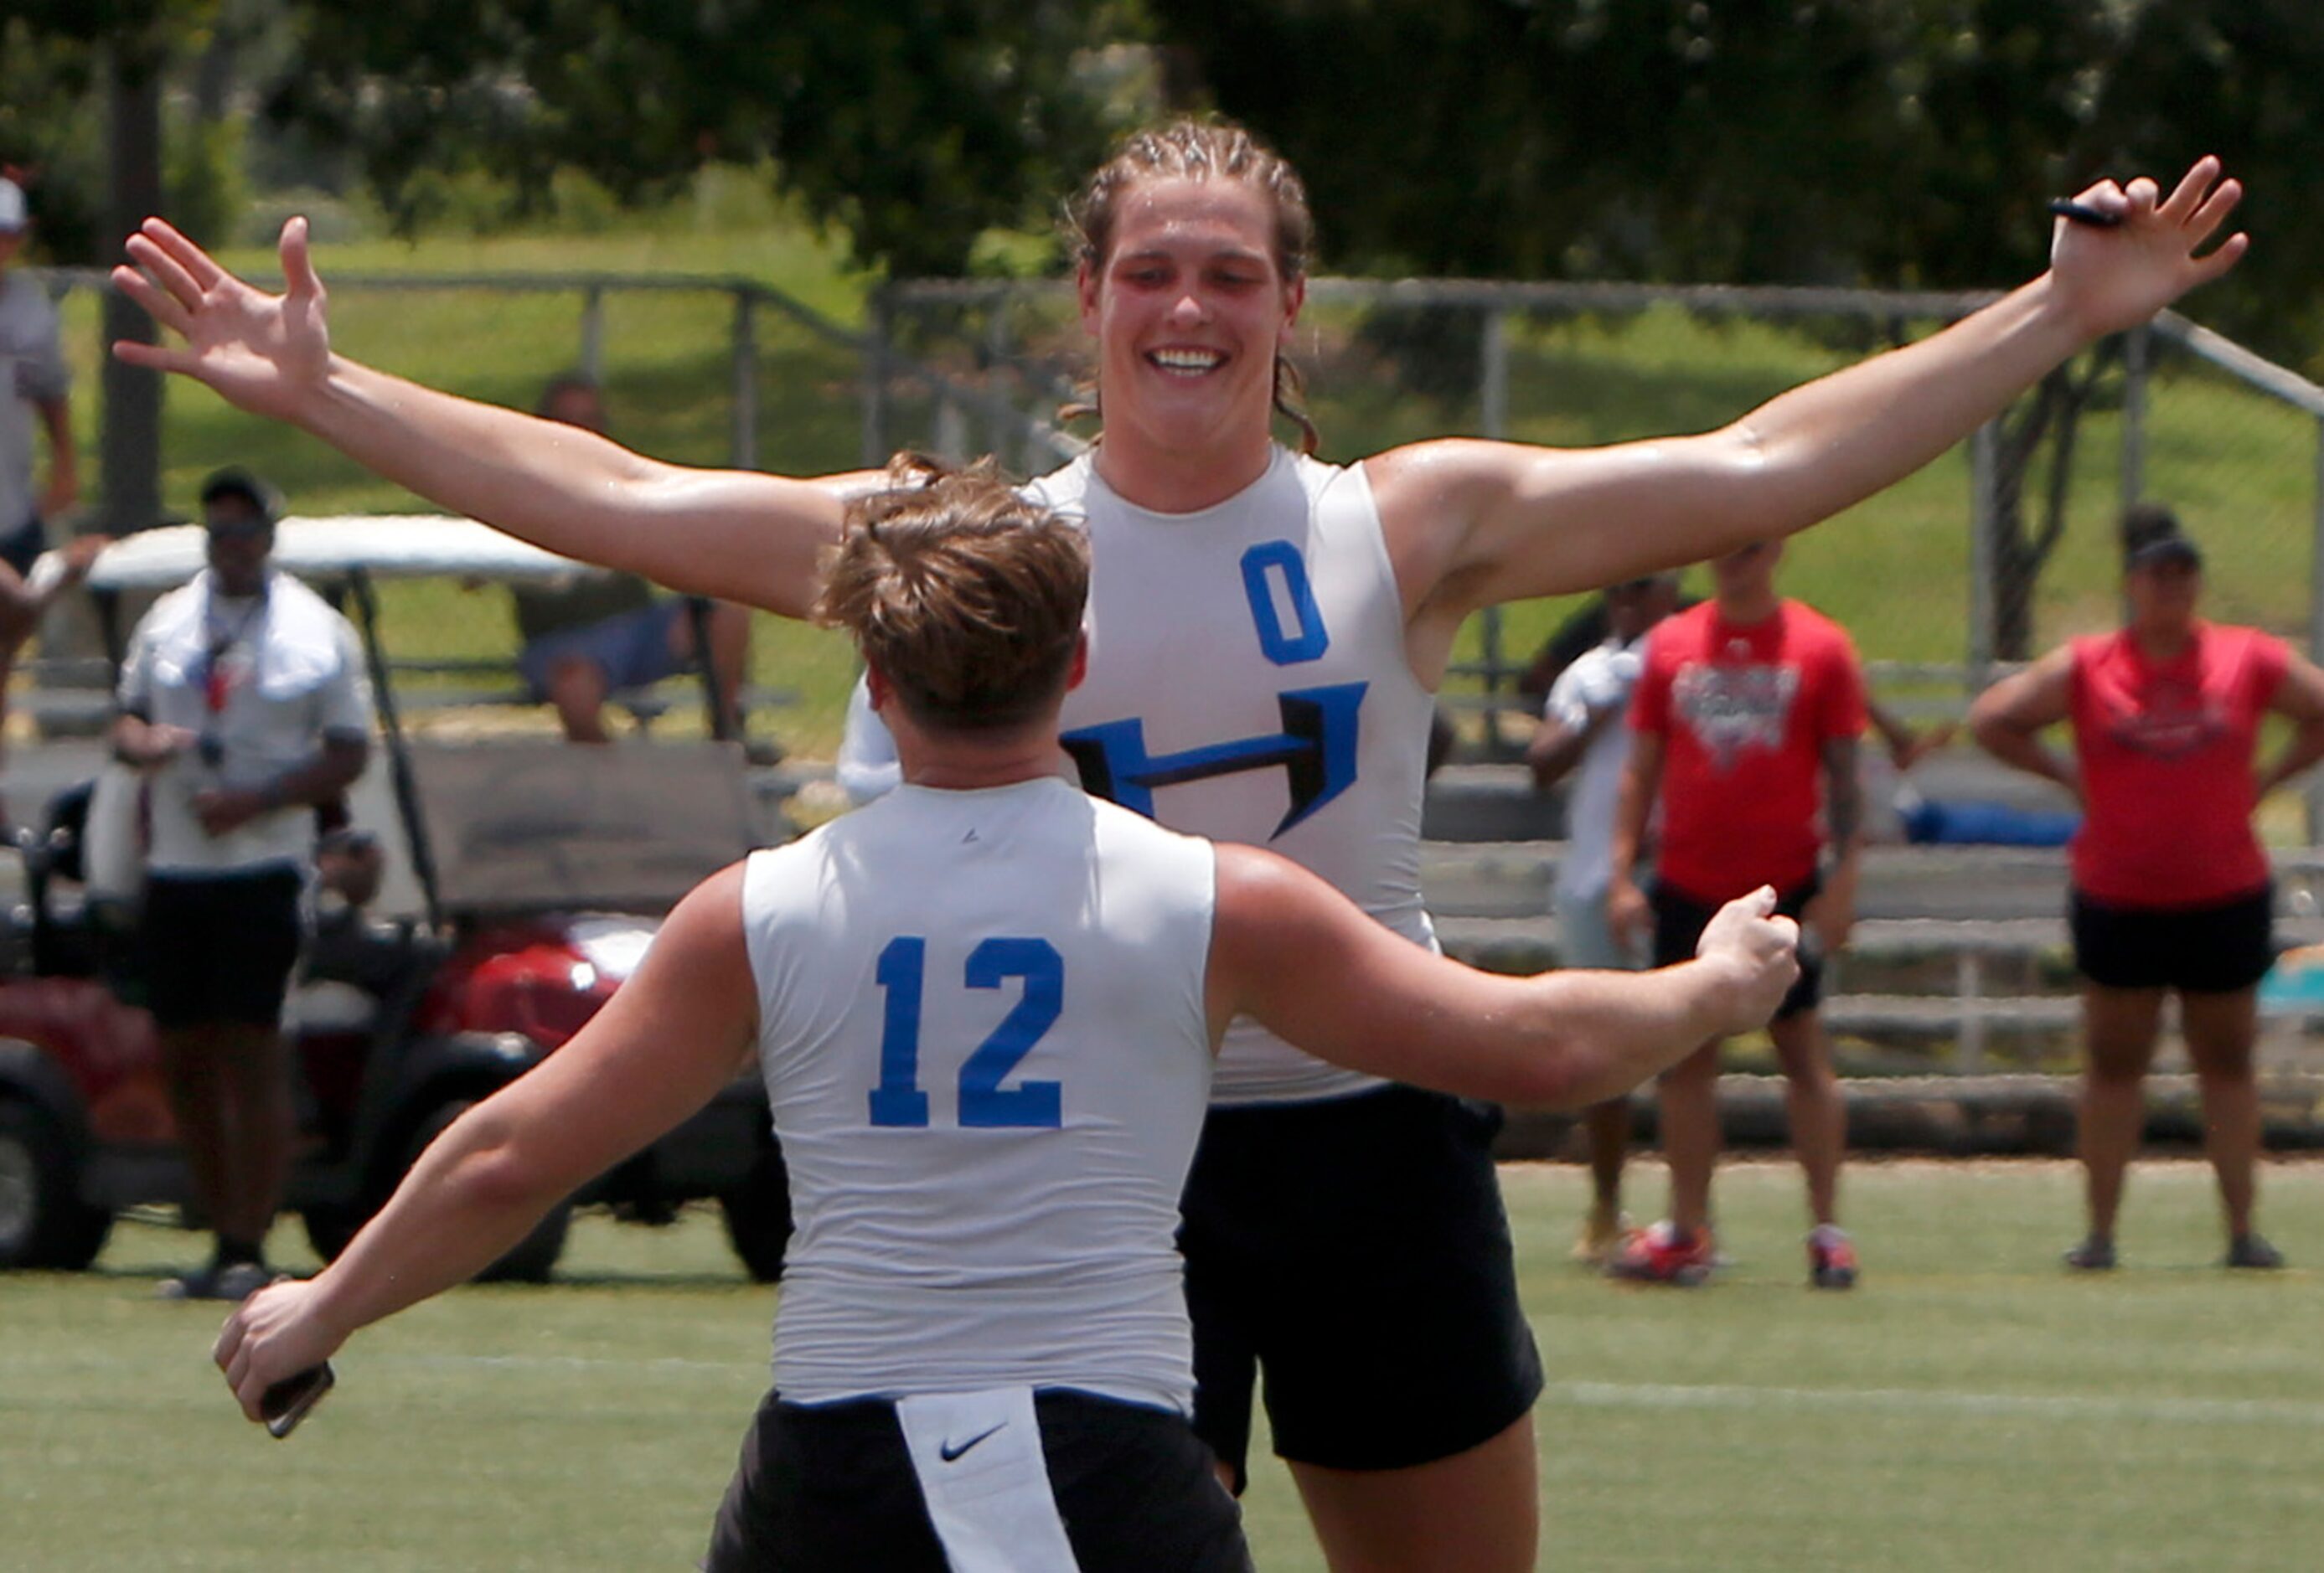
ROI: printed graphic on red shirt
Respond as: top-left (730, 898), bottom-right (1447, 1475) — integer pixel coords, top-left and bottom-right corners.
top-left (1633, 601), bottom-right (1865, 901)
top-left (2068, 624), bottom-right (2286, 908)
top-left (1671, 658), bottom-right (1803, 771)
top-left (2093, 671), bottom-right (2224, 758)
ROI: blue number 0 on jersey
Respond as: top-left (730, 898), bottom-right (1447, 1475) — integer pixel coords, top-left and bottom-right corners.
top-left (868, 936), bottom-right (1065, 1129)
top-left (1059, 539), bottom-right (1366, 838)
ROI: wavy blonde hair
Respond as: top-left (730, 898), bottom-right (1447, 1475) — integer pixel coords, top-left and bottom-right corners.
top-left (815, 456), bottom-right (1088, 733)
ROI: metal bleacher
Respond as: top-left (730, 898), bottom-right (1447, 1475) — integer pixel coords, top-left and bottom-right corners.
top-left (1422, 759), bottom-right (2324, 1154)
top-left (1420, 761), bottom-right (2324, 1076)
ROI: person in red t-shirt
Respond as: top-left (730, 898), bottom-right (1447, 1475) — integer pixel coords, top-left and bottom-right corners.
top-left (1970, 505), bottom-right (2324, 1272)
top-left (1604, 539), bottom-right (1869, 1287)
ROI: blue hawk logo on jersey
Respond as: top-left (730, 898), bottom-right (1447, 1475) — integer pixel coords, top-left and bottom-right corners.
top-left (1061, 681), bottom-right (1367, 838)
top-left (1060, 539), bottom-right (1366, 838)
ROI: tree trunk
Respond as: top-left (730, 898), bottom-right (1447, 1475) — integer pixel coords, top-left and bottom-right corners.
top-left (40, 37), bottom-right (168, 719)
top-left (99, 36), bottom-right (166, 539)
top-left (1982, 348), bottom-right (2118, 661)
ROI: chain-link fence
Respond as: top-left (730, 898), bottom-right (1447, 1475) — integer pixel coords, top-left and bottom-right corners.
top-left (28, 266), bottom-right (919, 748)
top-left (28, 269), bottom-right (2324, 765)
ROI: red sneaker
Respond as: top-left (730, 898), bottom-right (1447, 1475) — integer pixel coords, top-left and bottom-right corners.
top-left (1808, 1225), bottom-right (1858, 1290)
top-left (1606, 1221), bottom-right (1716, 1286)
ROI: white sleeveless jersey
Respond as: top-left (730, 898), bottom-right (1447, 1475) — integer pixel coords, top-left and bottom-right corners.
top-left (741, 777), bottom-right (1216, 1410)
top-left (1032, 446), bottom-right (1438, 1104)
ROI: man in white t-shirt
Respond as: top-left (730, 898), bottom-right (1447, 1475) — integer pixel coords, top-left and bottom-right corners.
top-left (1526, 571), bottom-right (1681, 1262)
top-left (112, 469), bottom-right (372, 1300)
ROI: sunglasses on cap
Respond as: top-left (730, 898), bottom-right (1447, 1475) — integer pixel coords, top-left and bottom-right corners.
top-left (204, 513), bottom-right (272, 542)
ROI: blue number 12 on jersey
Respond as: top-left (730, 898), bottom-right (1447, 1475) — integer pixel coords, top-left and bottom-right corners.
top-left (868, 936), bottom-right (1065, 1128)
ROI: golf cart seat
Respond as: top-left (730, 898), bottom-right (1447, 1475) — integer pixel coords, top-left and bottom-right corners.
top-left (17, 779), bottom-right (135, 982)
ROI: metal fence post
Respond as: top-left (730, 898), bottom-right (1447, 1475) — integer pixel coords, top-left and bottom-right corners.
top-left (731, 290), bottom-right (758, 472)
top-left (2119, 326), bottom-right (2147, 510)
top-left (985, 295), bottom-right (1015, 460)
top-left (579, 285), bottom-right (606, 383)
top-left (1968, 420), bottom-right (1998, 693)
top-left (2310, 415), bottom-right (2324, 842)
top-left (862, 288), bottom-right (891, 467)
top-left (1477, 307), bottom-right (1511, 751)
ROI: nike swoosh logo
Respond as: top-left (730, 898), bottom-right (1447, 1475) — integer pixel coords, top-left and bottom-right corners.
top-left (938, 1421), bottom-right (1007, 1462)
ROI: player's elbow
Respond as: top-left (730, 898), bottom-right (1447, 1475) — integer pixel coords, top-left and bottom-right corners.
top-left (438, 1106), bottom-right (572, 1217)
top-left (1505, 1040), bottom-right (1617, 1111)
top-left (1966, 704), bottom-right (2017, 756)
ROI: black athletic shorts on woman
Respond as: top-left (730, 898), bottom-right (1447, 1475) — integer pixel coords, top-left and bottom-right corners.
top-left (703, 1388), bottom-right (1251, 1573)
top-left (1176, 1084), bottom-right (1543, 1490)
top-left (1652, 874), bottom-right (1826, 1019)
top-left (140, 865), bottom-right (307, 1029)
top-left (2070, 884), bottom-right (2275, 993)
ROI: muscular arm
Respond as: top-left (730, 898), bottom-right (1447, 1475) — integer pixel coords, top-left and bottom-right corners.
top-left (1374, 162), bottom-right (2246, 675)
top-left (112, 219), bottom-right (852, 618)
top-left (1869, 699), bottom-right (1955, 771)
top-left (215, 864), bottom-right (757, 1421)
top-left (288, 363), bottom-right (844, 615)
top-left (1968, 647), bottom-right (2080, 801)
top-left (1205, 843), bottom-right (1793, 1109)
top-left (2258, 652), bottom-right (2324, 797)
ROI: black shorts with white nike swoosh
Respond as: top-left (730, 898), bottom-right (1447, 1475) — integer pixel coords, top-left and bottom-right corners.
top-left (702, 1387), bottom-right (1252, 1573)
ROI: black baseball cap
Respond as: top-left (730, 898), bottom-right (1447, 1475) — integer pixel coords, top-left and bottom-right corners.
top-left (199, 467), bottom-right (282, 527)
top-left (2126, 532), bottom-right (2202, 570)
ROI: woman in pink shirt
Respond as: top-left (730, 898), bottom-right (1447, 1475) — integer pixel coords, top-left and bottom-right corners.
top-left (1972, 506), bottom-right (2324, 1271)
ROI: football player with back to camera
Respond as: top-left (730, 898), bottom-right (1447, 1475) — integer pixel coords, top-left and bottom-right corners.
top-left (123, 126), bottom-right (2244, 1570)
top-left (214, 465), bottom-right (1800, 1572)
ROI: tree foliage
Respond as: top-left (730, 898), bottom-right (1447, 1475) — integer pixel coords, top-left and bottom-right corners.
top-left (1150, 0), bottom-right (2324, 654)
top-left (1151, 0), bottom-right (2324, 364)
top-left (260, 0), bottom-right (1144, 276)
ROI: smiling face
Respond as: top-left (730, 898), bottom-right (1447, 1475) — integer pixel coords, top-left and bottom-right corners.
top-left (1076, 174), bottom-right (1305, 501)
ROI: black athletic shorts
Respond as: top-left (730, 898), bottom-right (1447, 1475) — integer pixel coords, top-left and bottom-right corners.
top-left (702, 1388), bottom-right (1250, 1573)
top-left (2070, 884), bottom-right (2275, 994)
top-left (1652, 875), bottom-right (1825, 1020)
top-left (141, 866), bottom-right (307, 1029)
top-left (1178, 1084), bottom-right (1543, 1488)
top-left (0, 511), bottom-right (44, 579)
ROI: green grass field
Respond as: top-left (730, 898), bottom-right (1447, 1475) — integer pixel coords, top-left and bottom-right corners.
top-left (6, 1158), bottom-right (2321, 1570)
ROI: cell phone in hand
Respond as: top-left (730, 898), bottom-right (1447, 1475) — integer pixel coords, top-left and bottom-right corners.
top-left (262, 1361), bottom-right (336, 1439)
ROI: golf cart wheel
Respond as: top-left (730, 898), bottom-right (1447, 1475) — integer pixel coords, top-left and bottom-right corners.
top-left (405, 1101), bottom-right (571, 1284)
top-left (0, 1098), bottom-right (113, 1270)
top-left (718, 1143), bottom-right (793, 1283)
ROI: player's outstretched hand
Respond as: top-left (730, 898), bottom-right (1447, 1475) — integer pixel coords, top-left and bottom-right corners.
top-left (214, 1277), bottom-right (343, 1427)
top-left (111, 216), bottom-right (333, 424)
top-left (1695, 884), bottom-right (1800, 1034)
top-left (2050, 157), bottom-right (2248, 339)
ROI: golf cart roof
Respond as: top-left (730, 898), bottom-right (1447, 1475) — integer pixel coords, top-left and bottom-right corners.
top-left (86, 515), bottom-right (604, 592)
top-left (83, 513), bottom-right (761, 922)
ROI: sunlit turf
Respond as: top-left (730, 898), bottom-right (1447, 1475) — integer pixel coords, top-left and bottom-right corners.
top-left (5, 1158), bottom-right (2320, 1570)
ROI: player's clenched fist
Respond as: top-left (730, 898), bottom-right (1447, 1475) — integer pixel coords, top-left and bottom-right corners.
top-left (1693, 884), bottom-right (1800, 1034)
